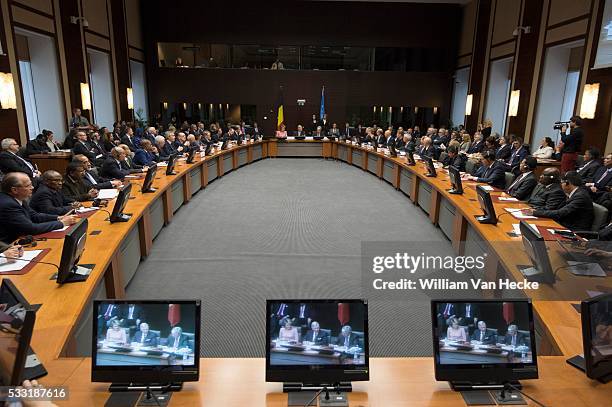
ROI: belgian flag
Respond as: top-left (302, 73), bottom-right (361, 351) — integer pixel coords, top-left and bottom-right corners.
top-left (277, 86), bottom-right (284, 130)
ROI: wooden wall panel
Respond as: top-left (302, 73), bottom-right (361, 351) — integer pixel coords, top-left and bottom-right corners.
top-left (548, 0), bottom-right (592, 27)
top-left (124, 0), bottom-right (142, 50)
top-left (82, 0), bottom-right (109, 37)
top-left (11, 5), bottom-right (54, 33)
top-left (491, 0), bottom-right (521, 46)
top-left (13, 0), bottom-right (53, 16)
top-left (110, 0), bottom-right (131, 121)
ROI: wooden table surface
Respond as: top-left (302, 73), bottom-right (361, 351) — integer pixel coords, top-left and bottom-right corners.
top-left (1, 140), bottom-right (608, 405)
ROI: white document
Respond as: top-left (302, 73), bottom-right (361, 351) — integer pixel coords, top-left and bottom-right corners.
top-left (480, 185), bottom-right (494, 191)
top-left (305, 137), bottom-right (314, 140)
top-left (97, 189), bottom-right (119, 200)
top-left (504, 207), bottom-right (537, 219)
top-left (286, 136), bottom-right (295, 140)
top-left (124, 175), bottom-right (139, 178)
top-left (53, 225), bottom-right (69, 232)
top-left (157, 162), bottom-right (168, 167)
top-left (511, 223), bottom-right (538, 235)
top-left (76, 207), bottom-right (98, 214)
top-left (498, 196), bottom-right (519, 202)
top-left (0, 250), bottom-right (43, 273)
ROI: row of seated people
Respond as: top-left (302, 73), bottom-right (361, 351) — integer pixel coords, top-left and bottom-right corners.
top-left (103, 320), bottom-right (194, 351)
top-left (276, 319), bottom-right (363, 349)
top-left (444, 318), bottom-right (530, 348)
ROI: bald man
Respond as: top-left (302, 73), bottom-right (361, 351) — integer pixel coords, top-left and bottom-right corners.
top-left (30, 170), bottom-right (80, 215)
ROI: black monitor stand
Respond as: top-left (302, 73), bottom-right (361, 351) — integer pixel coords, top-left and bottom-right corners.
top-left (284, 382), bottom-right (351, 407)
top-left (451, 381), bottom-right (526, 406)
top-left (105, 383), bottom-right (182, 407)
top-left (51, 263), bottom-right (94, 283)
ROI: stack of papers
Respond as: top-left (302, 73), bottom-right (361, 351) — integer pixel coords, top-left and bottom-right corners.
top-left (511, 223), bottom-right (538, 235)
top-left (76, 207), bottom-right (98, 214)
top-left (97, 189), bottom-right (119, 200)
top-left (505, 207), bottom-right (537, 219)
top-left (498, 196), bottom-right (519, 202)
top-left (0, 250), bottom-right (43, 273)
top-left (480, 185), bottom-right (494, 191)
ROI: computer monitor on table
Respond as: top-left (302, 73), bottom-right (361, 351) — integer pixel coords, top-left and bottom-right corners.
top-left (424, 155), bottom-right (437, 177)
top-left (166, 153), bottom-right (178, 176)
top-left (388, 143), bottom-right (397, 157)
top-left (186, 147), bottom-right (197, 164)
top-left (109, 183), bottom-right (132, 223)
top-left (517, 221), bottom-right (555, 284)
top-left (567, 293), bottom-right (611, 383)
top-left (475, 185), bottom-right (497, 224)
top-left (431, 299), bottom-right (538, 392)
top-left (448, 165), bottom-right (463, 194)
top-left (141, 164), bottom-right (158, 193)
top-left (0, 279), bottom-right (42, 385)
top-left (266, 299), bottom-right (369, 406)
top-left (92, 300), bottom-right (201, 403)
top-left (56, 218), bottom-right (91, 284)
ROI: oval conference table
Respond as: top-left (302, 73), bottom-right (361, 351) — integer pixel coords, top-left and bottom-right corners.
top-left (2, 139), bottom-right (609, 406)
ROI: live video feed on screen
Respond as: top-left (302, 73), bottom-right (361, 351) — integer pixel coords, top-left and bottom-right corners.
top-left (0, 284), bottom-right (27, 384)
top-left (434, 301), bottom-right (533, 365)
top-left (94, 302), bottom-right (197, 367)
top-left (268, 301), bottom-right (367, 366)
top-left (588, 298), bottom-right (612, 367)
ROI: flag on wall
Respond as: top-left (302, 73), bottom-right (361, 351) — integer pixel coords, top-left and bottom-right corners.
top-left (168, 304), bottom-right (181, 327)
top-left (338, 303), bottom-right (350, 326)
top-left (502, 302), bottom-right (514, 325)
top-left (319, 85), bottom-right (325, 119)
top-left (277, 86), bottom-right (284, 130)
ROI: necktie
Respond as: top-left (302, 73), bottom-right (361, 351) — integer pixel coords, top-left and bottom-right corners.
top-left (105, 305), bottom-right (113, 318)
top-left (141, 333), bottom-right (145, 344)
top-left (444, 304), bottom-right (451, 317)
top-left (344, 336), bottom-right (349, 347)
top-left (174, 336), bottom-right (179, 348)
top-left (86, 172), bottom-right (97, 185)
top-left (596, 169), bottom-right (610, 184)
top-left (480, 331), bottom-right (484, 342)
top-left (129, 306), bottom-right (134, 319)
top-left (512, 335), bottom-right (516, 346)
top-left (13, 153), bottom-right (34, 171)
top-left (507, 173), bottom-right (526, 192)
top-left (300, 305), bottom-right (305, 318)
top-left (466, 305), bottom-right (471, 318)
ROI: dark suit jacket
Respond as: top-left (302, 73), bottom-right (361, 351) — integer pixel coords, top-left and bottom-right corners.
top-left (134, 149), bottom-right (158, 166)
top-left (100, 158), bottom-right (131, 180)
top-left (0, 192), bottom-right (63, 242)
top-left (503, 332), bottom-right (527, 347)
top-left (120, 135), bottom-right (137, 151)
top-left (99, 304), bottom-right (122, 321)
top-left (132, 331), bottom-right (159, 347)
top-left (25, 139), bottom-right (51, 156)
top-left (293, 130), bottom-right (308, 137)
top-left (376, 135), bottom-right (386, 146)
top-left (561, 127), bottom-right (583, 153)
top-left (0, 151), bottom-right (35, 178)
top-left (534, 187), bottom-right (594, 231)
top-left (83, 170), bottom-right (114, 190)
top-left (166, 334), bottom-right (190, 349)
top-left (506, 146), bottom-right (529, 168)
top-left (467, 140), bottom-right (484, 154)
top-left (577, 160), bottom-right (601, 183)
top-left (121, 304), bottom-right (144, 324)
top-left (590, 167), bottom-right (612, 194)
top-left (475, 161), bottom-right (506, 189)
top-left (507, 172), bottom-right (537, 200)
top-left (495, 144), bottom-right (511, 160)
top-left (470, 329), bottom-right (497, 345)
top-left (62, 175), bottom-right (93, 201)
top-left (419, 146), bottom-right (435, 158)
top-left (122, 155), bottom-right (142, 171)
top-left (527, 183), bottom-right (567, 210)
top-left (443, 154), bottom-right (467, 172)
top-left (304, 330), bottom-right (329, 346)
top-left (336, 333), bottom-right (360, 348)
top-left (72, 141), bottom-right (97, 162)
top-left (30, 184), bottom-right (73, 215)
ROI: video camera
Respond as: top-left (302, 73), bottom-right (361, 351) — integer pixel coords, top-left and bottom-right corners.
top-left (553, 120), bottom-right (571, 130)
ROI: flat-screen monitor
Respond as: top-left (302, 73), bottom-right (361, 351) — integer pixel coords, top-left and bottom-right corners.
top-left (406, 151), bottom-right (415, 165)
top-left (475, 185), bottom-right (497, 224)
top-left (266, 299), bottom-right (369, 384)
top-left (593, 0), bottom-right (612, 69)
top-left (92, 300), bottom-right (201, 385)
top-left (424, 155), bottom-right (437, 177)
top-left (57, 218), bottom-right (89, 284)
top-left (0, 279), bottom-right (36, 385)
top-left (109, 183), bottom-right (133, 223)
top-left (166, 153), bottom-right (178, 176)
top-left (388, 142), bottom-right (397, 157)
top-left (448, 165), bottom-right (463, 194)
top-left (518, 221), bottom-right (555, 284)
top-left (221, 139), bottom-right (229, 150)
top-left (204, 143), bottom-right (212, 156)
top-left (567, 293), bottom-right (612, 383)
top-left (431, 299), bottom-right (538, 390)
top-left (141, 164), bottom-right (157, 193)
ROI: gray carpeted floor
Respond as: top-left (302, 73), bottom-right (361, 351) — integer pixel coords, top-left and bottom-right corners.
top-left (125, 158), bottom-right (467, 357)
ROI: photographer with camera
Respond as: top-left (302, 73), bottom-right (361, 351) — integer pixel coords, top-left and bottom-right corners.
top-left (555, 115), bottom-right (584, 173)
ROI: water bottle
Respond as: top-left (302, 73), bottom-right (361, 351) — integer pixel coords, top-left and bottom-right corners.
top-left (353, 349), bottom-right (358, 360)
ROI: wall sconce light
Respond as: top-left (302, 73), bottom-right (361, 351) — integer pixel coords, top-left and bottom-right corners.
top-left (414, 107), bottom-right (418, 114)
top-left (508, 90), bottom-right (520, 117)
top-left (579, 83), bottom-right (599, 119)
top-left (433, 106), bottom-right (438, 115)
top-left (182, 102), bottom-right (187, 110)
top-left (373, 106), bottom-right (376, 113)
top-left (126, 87), bottom-right (133, 110)
top-left (198, 103), bottom-right (202, 110)
top-left (0, 73), bottom-right (17, 109)
top-left (400, 106), bottom-right (404, 113)
top-left (465, 94), bottom-right (473, 116)
top-left (162, 102), bottom-right (168, 110)
top-left (80, 82), bottom-right (91, 110)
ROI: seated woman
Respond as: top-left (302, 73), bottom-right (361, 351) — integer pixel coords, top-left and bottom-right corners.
top-left (105, 319), bottom-right (128, 345)
top-left (531, 137), bottom-right (554, 159)
top-left (446, 318), bottom-right (467, 342)
top-left (275, 124), bottom-right (288, 139)
top-left (278, 319), bottom-right (299, 342)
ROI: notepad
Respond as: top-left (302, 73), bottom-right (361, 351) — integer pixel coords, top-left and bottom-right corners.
top-left (97, 189), bottom-right (119, 200)
top-left (0, 250), bottom-right (43, 273)
top-left (498, 196), bottom-right (519, 202)
top-left (286, 136), bottom-right (295, 140)
top-left (512, 223), bottom-right (538, 235)
top-left (156, 162), bottom-right (168, 167)
top-left (480, 185), bottom-right (494, 191)
top-left (76, 207), bottom-right (98, 214)
top-left (53, 225), bottom-right (70, 232)
top-left (504, 207), bottom-right (537, 219)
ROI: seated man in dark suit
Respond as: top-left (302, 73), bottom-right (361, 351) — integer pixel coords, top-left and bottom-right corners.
top-left (134, 140), bottom-right (160, 167)
top-left (303, 321), bottom-right (329, 346)
top-left (120, 127), bottom-right (137, 151)
top-left (72, 131), bottom-right (98, 163)
top-left (132, 322), bottom-right (159, 347)
top-left (506, 156), bottom-right (538, 200)
top-left (418, 136), bottom-right (435, 158)
top-left (585, 153), bottom-right (612, 200)
top-left (466, 133), bottom-right (484, 154)
top-left (30, 170), bottom-right (80, 215)
top-left (441, 145), bottom-right (466, 172)
top-left (62, 162), bottom-right (99, 202)
top-left (526, 171), bottom-right (594, 231)
top-left (0, 138), bottom-right (40, 179)
top-left (100, 147), bottom-right (145, 181)
top-left (294, 124), bottom-right (308, 138)
top-left (166, 326), bottom-right (191, 350)
top-left (470, 321), bottom-right (496, 345)
top-left (502, 324), bottom-right (527, 347)
top-left (495, 135), bottom-right (511, 161)
top-left (462, 150), bottom-right (506, 189)
top-left (73, 155), bottom-right (121, 190)
top-left (335, 325), bottom-right (360, 348)
top-left (576, 147), bottom-right (601, 183)
top-left (505, 136), bottom-right (529, 171)
top-left (527, 168), bottom-right (567, 210)
top-left (0, 172), bottom-right (78, 243)
top-left (121, 303), bottom-right (145, 334)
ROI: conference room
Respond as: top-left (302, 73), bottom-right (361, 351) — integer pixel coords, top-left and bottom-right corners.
top-left (0, 1), bottom-right (610, 406)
